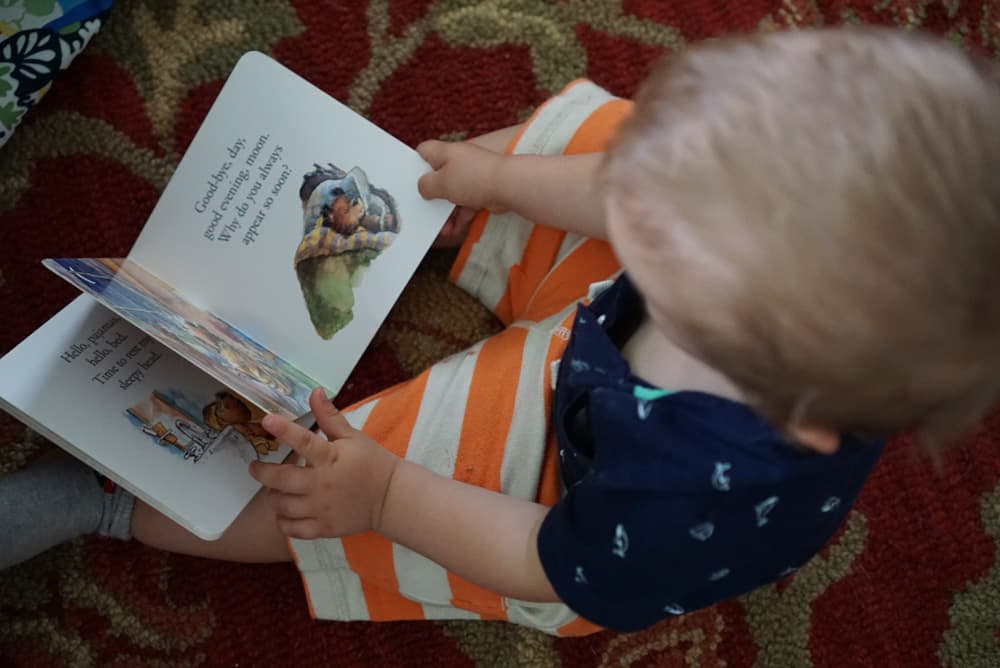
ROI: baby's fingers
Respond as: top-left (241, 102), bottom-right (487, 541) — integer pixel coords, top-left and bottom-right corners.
top-left (262, 409), bottom-right (335, 466)
top-left (417, 140), bottom-right (449, 169)
top-left (250, 461), bottom-right (310, 494)
top-left (418, 168), bottom-right (448, 202)
top-left (417, 141), bottom-right (457, 202)
top-left (268, 488), bottom-right (313, 520)
top-left (310, 389), bottom-right (353, 440)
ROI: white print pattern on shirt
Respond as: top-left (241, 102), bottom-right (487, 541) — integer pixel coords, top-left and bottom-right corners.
top-left (637, 399), bottom-right (652, 420)
top-left (689, 522), bottom-right (715, 541)
top-left (778, 565), bottom-right (797, 577)
top-left (821, 496), bottom-right (841, 512)
top-left (549, 359), bottom-right (561, 390)
top-left (570, 358), bottom-right (590, 372)
top-left (708, 568), bottom-right (730, 581)
top-left (612, 524), bottom-right (629, 558)
top-left (587, 279), bottom-right (616, 301)
top-left (663, 603), bottom-right (685, 615)
top-left (755, 496), bottom-right (779, 527)
top-left (596, 314), bottom-right (607, 326)
top-left (575, 566), bottom-right (589, 584)
top-left (711, 462), bottom-right (732, 491)
top-left (552, 326), bottom-right (571, 341)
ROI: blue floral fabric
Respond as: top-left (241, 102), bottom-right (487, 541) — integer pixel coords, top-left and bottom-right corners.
top-left (0, 0), bottom-right (112, 148)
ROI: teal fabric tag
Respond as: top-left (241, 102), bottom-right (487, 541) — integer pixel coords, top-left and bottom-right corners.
top-left (633, 386), bottom-right (674, 401)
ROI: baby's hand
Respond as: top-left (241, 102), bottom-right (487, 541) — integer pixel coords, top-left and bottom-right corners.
top-left (417, 140), bottom-right (507, 214)
top-left (250, 388), bottom-right (399, 540)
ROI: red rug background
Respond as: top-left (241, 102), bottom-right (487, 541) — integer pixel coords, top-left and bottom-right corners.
top-left (2, 1), bottom-right (999, 666)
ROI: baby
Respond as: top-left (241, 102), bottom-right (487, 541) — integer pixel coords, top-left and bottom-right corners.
top-left (3, 27), bottom-right (1000, 635)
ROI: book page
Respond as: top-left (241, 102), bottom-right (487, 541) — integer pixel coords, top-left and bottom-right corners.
top-left (128, 51), bottom-right (454, 394)
top-left (43, 257), bottom-right (317, 418)
top-left (0, 296), bottom-right (291, 540)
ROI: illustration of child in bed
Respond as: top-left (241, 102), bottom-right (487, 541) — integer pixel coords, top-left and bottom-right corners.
top-left (294, 164), bottom-right (401, 339)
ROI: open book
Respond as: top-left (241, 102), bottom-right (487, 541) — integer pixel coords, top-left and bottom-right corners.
top-left (0, 52), bottom-right (452, 540)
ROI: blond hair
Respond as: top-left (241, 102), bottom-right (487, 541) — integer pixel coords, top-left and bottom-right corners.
top-left (604, 28), bottom-right (1000, 448)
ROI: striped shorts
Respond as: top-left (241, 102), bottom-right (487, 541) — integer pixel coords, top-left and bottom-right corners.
top-left (289, 80), bottom-right (632, 636)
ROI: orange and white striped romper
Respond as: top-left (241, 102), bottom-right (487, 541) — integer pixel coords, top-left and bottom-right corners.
top-left (288, 80), bottom-right (632, 636)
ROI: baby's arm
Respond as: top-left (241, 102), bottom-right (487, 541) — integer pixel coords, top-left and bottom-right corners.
top-left (252, 389), bottom-right (560, 602)
top-left (418, 140), bottom-right (608, 240)
top-left (380, 453), bottom-right (558, 601)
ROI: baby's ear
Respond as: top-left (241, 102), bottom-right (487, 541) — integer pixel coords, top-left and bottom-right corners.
top-left (786, 424), bottom-right (841, 454)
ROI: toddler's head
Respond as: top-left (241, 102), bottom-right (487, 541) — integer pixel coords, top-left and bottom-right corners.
top-left (603, 27), bottom-right (1000, 449)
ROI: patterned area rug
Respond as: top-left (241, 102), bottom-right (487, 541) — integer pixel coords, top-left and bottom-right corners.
top-left (2, 1), bottom-right (1000, 666)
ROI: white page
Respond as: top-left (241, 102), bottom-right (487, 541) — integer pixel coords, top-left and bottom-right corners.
top-left (0, 296), bottom-right (291, 540)
top-left (128, 51), bottom-right (453, 395)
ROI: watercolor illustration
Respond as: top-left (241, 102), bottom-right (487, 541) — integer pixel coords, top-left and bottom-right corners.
top-left (125, 388), bottom-right (279, 464)
top-left (43, 257), bottom-right (319, 417)
top-left (294, 164), bottom-right (401, 339)
top-left (201, 389), bottom-right (280, 457)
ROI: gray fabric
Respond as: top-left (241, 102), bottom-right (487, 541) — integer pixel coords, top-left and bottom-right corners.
top-left (98, 474), bottom-right (135, 542)
top-left (0, 455), bottom-right (134, 569)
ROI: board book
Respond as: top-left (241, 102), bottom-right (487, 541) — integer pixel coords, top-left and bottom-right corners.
top-left (0, 52), bottom-right (452, 540)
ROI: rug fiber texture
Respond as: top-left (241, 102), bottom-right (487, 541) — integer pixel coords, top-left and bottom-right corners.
top-left (2, 1), bottom-right (1000, 666)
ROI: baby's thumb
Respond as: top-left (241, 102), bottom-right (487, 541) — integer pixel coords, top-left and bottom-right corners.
top-left (417, 141), bottom-right (451, 202)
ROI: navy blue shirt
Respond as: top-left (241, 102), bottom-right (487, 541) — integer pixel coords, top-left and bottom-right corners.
top-left (537, 274), bottom-right (885, 632)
